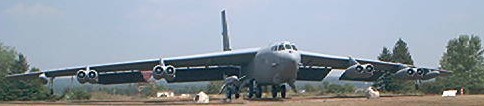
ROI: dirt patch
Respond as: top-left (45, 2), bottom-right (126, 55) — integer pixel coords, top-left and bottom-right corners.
top-left (1, 95), bottom-right (482, 106)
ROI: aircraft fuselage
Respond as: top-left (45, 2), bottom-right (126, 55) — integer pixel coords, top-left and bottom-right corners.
top-left (244, 41), bottom-right (301, 86)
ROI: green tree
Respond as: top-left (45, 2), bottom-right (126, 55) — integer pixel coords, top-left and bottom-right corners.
top-left (0, 43), bottom-right (17, 76)
top-left (30, 67), bottom-right (41, 73)
top-left (0, 42), bottom-right (53, 101)
top-left (424, 35), bottom-right (484, 94)
top-left (378, 47), bottom-right (392, 62)
top-left (11, 53), bottom-right (29, 74)
top-left (373, 39), bottom-right (415, 93)
top-left (392, 38), bottom-right (414, 65)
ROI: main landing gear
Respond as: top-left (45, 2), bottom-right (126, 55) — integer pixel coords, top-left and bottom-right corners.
top-left (248, 79), bottom-right (262, 98)
top-left (271, 85), bottom-right (287, 98)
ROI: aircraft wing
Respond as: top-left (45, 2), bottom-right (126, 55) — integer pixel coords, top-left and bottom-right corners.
top-left (7, 48), bottom-right (259, 83)
top-left (297, 67), bottom-right (331, 81)
top-left (299, 51), bottom-right (409, 81)
top-left (300, 51), bottom-right (406, 71)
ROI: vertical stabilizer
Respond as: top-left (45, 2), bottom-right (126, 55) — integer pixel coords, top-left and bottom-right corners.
top-left (221, 10), bottom-right (232, 51)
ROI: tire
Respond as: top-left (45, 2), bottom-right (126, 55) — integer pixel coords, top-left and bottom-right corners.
top-left (248, 80), bottom-right (255, 98)
top-left (226, 88), bottom-right (232, 100)
top-left (255, 85), bottom-right (262, 98)
top-left (235, 93), bottom-right (240, 99)
top-left (271, 85), bottom-right (278, 98)
top-left (280, 85), bottom-right (287, 98)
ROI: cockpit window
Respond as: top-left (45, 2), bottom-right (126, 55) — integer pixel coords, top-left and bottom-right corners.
top-left (278, 45), bottom-right (284, 51)
top-left (271, 46), bottom-right (277, 51)
top-left (285, 44), bottom-right (292, 50)
top-left (291, 45), bottom-right (298, 51)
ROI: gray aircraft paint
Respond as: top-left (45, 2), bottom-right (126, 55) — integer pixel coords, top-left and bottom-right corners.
top-left (221, 11), bottom-right (300, 87)
top-left (6, 10), bottom-right (452, 99)
top-left (245, 42), bottom-right (300, 86)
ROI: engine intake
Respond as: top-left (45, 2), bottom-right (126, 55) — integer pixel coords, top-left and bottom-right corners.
top-left (342, 64), bottom-right (374, 79)
top-left (164, 65), bottom-right (176, 81)
top-left (356, 65), bottom-right (364, 73)
top-left (87, 70), bottom-right (98, 83)
top-left (152, 65), bottom-right (177, 81)
top-left (38, 73), bottom-right (49, 84)
top-left (364, 64), bottom-right (374, 73)
top-left (152, 65), bottom-right (164, 80)
top-left (407, 68), bottom-right (415, 76)
top-left (416, 68), bottom-right (425, 76)
top-left (395, 67), bottom-right (442, 80)
top-left (76, 70), bottom-right (88, 84)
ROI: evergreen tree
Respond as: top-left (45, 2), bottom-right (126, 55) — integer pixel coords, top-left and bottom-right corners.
top-left (378, 47), bottom-right (392, 62)
top-left (373, 39), bottom-right (415, 92)
top-left (392, 38), bottom-right (414, 65)
top-left (0, 43), bottom-right (17, 76)
top-left (30, 67), bottom-right (41, 72)
top-left (0, 43), bottom-right (53, 101)
top-left (11, 53), bottom-right (29, 74)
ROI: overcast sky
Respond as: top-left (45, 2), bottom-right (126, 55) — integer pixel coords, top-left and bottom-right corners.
top-left (0, 0), bottom-right (483, 70)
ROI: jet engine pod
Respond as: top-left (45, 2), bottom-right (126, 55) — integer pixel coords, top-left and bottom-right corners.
top-left (152, 65), bottom-right (164, 80)
top-left (395, 67), bottom-right (422, 80)
top-left (87, 70), bottom-right (99, 84)
top-left (364, 64), bottom-right (374, 73)
top-left (76, 70), bottom-right (88, 84)
top-left (416, 68), bottom-right (425, 76)
top-left (355, 65), bottom-right (364, 73)
top-left (342, 64), bottom-right (373, 79)
top-left (165, 65), bottom-right (176, 75)
top-left (38, 73), bottom-right (49, 84)
top-left (395, 67), bottom-right (447, 80)
top-left (407, 68), bottom-right (416, 76)
top-left (164, 65), bottom-right (176, 81)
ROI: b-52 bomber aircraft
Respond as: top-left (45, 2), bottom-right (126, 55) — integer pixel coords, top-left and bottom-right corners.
top-left (8, 10), bottom-right (451, 100)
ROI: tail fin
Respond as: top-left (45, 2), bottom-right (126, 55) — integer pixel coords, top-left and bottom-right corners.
top-left (221, 10), bottom-right (232, 51)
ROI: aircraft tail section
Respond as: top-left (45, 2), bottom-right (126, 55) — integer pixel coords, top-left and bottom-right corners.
top-left (221, 10), bottom-right (232, 51)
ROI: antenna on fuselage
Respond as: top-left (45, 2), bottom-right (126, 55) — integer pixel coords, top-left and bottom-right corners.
top-left (221, 10), bottom-right (232, 51)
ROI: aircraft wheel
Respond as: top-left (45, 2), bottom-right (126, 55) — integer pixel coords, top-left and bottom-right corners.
top-left (255, 85), bottom-right (262, 98)
top-left (235, 93), bottom-right (240, 99)
top-left (280, 85), bottom-right (287, 98)
top-left (271, 85), bottom-right (278, 98)
top-left (248, 80), bottom-right (256, 98)
top-left (226, 88), bottom-right (233, 100)
top-left (235, 86), bottom-right (240, 99)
